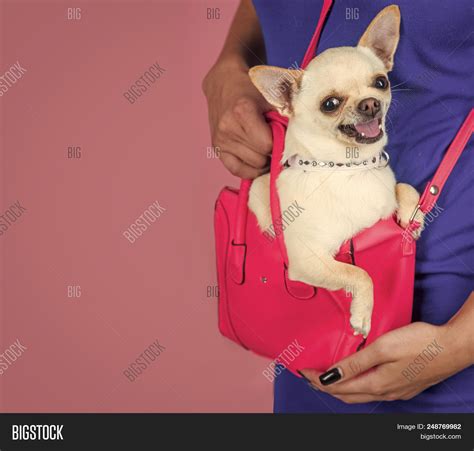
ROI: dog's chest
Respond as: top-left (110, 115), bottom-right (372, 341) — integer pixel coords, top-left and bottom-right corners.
top-left (278, 167), bottom-right (397, 243)
top-left (333, 169), bottom-right (396, 217)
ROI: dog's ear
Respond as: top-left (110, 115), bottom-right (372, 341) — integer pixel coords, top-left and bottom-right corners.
top-left (249, 66), bottom-right (303, 116)
top-left (358, 5), bottom-right (400, 71)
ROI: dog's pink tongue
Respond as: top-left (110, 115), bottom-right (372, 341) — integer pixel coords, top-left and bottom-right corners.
top-left (354, 119), bottom-right (380, 138)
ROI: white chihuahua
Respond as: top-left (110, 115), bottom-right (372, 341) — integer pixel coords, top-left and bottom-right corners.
top-left (248, 5), bottom-right (423, 338)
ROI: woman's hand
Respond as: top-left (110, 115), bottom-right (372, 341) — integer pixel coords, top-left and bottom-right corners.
top-left (300, 321), bottom-right (473, 404)
top-left (202, 58), bottom-right (273, 179)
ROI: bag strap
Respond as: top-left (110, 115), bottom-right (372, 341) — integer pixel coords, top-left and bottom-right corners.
top-left (268, 0), bottom-right (333, 268)
top-left (231, 0), bottom-right (332, 291)
top-left (233, 0), bottom-right (333, 248)
top-left (401, 108), bottom-right (473, 255)
top-left (415, 108), bottom-right (474, 218)
top-left (268, 112), bottom-right (290, 266)
top-left (301, 0), bottom-right (334, 69)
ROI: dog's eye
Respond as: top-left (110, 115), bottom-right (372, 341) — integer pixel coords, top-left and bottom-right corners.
top-left (321, 97), bottom-right (341, 112)
top-left (374, 76), bottom-right (389, 90)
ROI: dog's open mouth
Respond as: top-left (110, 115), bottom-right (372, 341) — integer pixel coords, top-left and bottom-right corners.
top-left (338, 118), bottom-right (383, 144)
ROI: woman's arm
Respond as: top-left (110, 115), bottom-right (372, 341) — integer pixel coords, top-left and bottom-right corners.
top-left (202, 0), bottom-right (273, 179)
top-left (445, 290), bottom-right (474, 364)
top-left (207, 0), bottom-right (266, 70)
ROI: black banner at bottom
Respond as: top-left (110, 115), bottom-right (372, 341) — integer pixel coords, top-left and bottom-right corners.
top-left (0, 413), bottom-right (472, 450)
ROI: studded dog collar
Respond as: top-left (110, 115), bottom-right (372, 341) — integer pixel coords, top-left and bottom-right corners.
top-left (286, 151), bottom-right (390, 171)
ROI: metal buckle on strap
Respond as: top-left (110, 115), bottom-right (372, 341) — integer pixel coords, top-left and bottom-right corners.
top-left (409, 204), bottom-right (421, 223)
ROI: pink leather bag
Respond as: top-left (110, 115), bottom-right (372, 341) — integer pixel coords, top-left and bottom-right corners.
top-left (214, 0), bottom-right (474, 375)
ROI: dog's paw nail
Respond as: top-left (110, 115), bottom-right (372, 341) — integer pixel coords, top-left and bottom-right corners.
top-left (350, 312), bottom-right (371, 337)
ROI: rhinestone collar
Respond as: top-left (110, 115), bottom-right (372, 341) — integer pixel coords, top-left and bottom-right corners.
top-left (286, 151), bottom-right (390, 172)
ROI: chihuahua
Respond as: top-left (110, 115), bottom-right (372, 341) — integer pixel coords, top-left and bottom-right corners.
top-left (248, 5), bottom-right (423, 338)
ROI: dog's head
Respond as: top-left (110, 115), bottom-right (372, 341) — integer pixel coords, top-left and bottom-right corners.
top-left (249, 5), bottom-right (400, 161)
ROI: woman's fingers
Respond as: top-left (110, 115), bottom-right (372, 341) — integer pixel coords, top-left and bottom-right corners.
top-left (232, 97), bottom-right (273, 155)
top-left (219, 151), bottom-right (267, 179)
top-left (300, 339), bottom-right (390, 390)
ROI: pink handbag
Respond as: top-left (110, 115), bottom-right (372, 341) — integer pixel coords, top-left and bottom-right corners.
top-left (214, 0), bottom-right (474, 375)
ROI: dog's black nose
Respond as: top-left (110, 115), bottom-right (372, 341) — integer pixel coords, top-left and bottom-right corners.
top-left (357, 97), bottom-right (381, 117)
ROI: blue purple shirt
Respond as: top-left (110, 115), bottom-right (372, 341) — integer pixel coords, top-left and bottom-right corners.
top-left (252, 0), bottom-right (474, 413)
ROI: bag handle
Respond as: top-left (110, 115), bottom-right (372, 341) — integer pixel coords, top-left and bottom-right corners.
top-left (267, 112), bottom-right (290, 265)
top-left (230, 0), bottom-right (333, 294)
top-left (234, 0), bottom-right (333, 243)
top-left (267, 0), bottom-right (334, 272)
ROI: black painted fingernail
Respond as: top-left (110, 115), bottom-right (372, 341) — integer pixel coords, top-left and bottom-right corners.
top-left (319, 367), bottom-right (342, 386)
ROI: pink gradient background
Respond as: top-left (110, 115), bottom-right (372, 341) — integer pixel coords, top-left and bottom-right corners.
top-left (0, 0), bottom-right (273, 412)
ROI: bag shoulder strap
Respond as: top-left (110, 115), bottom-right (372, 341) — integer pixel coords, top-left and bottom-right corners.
top-left (301, 0), bottom-right (334, 69)
top-left (416, 108), bottom-right (474, 216)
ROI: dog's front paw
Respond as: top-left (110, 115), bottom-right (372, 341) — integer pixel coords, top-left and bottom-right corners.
top-left (350, 308), bottom-right (372, 338)
top-left (399, 208), bottom-right (425, 240)
top-left (396, 206), bottom-right (413, 229)
top-left (395, 183), bottom-right (422, 232)
top-left (410, 210), bottom-right (425, 240)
